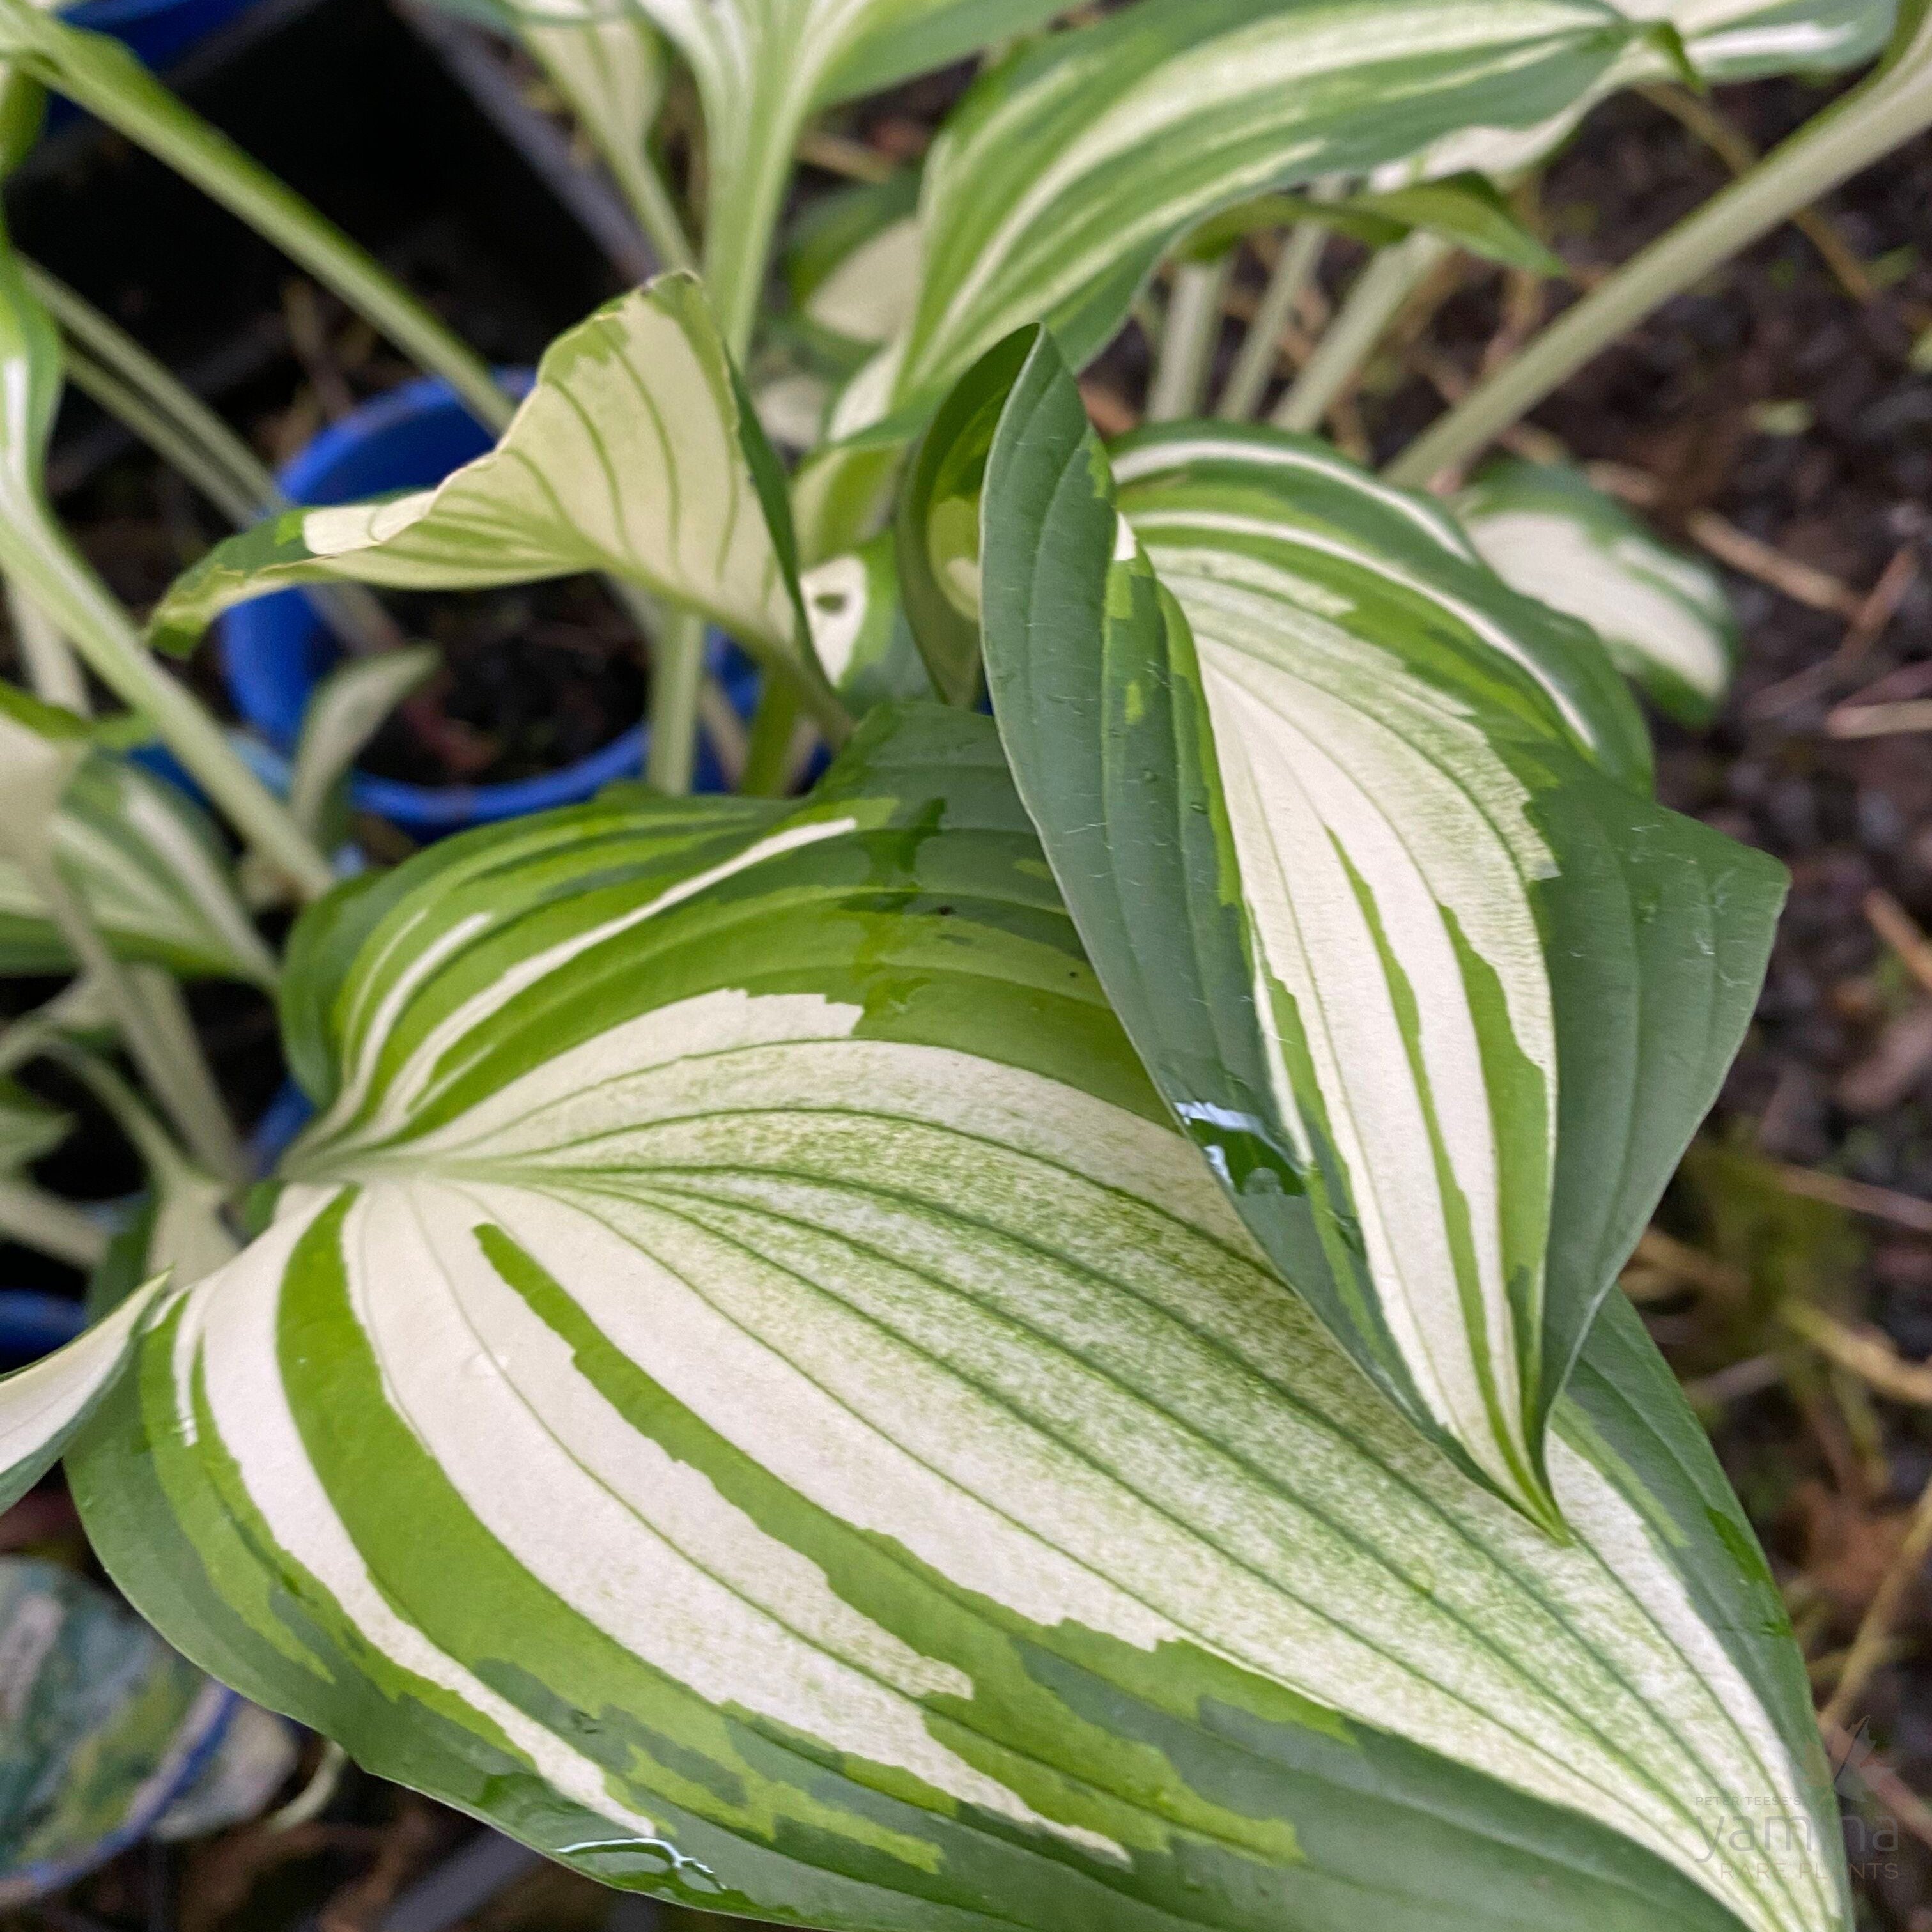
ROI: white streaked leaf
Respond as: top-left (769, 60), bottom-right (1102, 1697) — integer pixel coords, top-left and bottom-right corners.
top-left (1376, 0), bottom-right (1894, 185)
top-left (964, 336), bottom-right (1785, 1529)
top-left (1458, 458), bottom-right (1737, 725)
top-left (800, 534), bottom-right (933, 707)
top-left (835, 0), bottom-right (1642, 437)
top-left (634, 0), bottom-right (1069, 129)
top-left (805, 214), bottom-right (925, 348)
top-left (0, 1557), bottom-right (288, 1901)
top-left (20, 706), bottom-right (1839, 1931)
top-left (0, 1274), bottom-right (167, 1515)
top-left (0, 683), bottom-right (274, 987)
top-left (475, 0), bottom-right (692, 268)
top-left (634, 0), bottom-right (1064, 350)
top-left (0, 752), bottom-right (278, 987)
top-left (1630, 0), bottom-right (1895, 75)
top-left (513, 1), bottom-right (669, 197)
top-left (522, 12), bottom-right (662, 155)
top-left (286, 645), bottom-right (440, 841)
top-left (785, 168), bottom-right (923, 365)
top-left (147, 278), bottom-right (824, 700)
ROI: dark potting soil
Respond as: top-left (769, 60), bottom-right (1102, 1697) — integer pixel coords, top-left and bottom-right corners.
top-left (355, 576), bottom-right (647, 789)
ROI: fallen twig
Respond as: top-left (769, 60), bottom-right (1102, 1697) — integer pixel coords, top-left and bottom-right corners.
top-left (1752, 546), bottom-right (1921, 718)
top-left (1781, 1301), bottom-right (1932, 1407)
top-left (1771, 1163), bottom-right (1932, 1234)
top-left (796, 127), bottom-right (898, 183)
top-left (1841, 546), bottom-right (1921, 659)
top-left (1864, 889), bottom-right (1932, 998)
top-left (1683, 510), bottom-right (1862, 617)
top-left (1821, 1471), bottom-right (1932, 1731)
top-left (1681, 1354), bottom-right (1782, 1407)
top-left (1827, 697), bottom-right (1932, 739)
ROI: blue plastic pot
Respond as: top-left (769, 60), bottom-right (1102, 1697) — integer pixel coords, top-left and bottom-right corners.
top-left (42, 0), bottom-right (267, 135)
top-left (65, 0), bottom-right (261, 73)
top-left (221, 372), bottom-right (758, 836)
top-left (0, 1290), bottom-right (84, 1368)
top-left (248, 1078), bottom-right (313, 1177)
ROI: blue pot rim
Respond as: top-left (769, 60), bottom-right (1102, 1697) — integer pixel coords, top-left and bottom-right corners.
top-left (275, 369), bottom-right (527, 500)
top-left (64, 0), bottom-right (224, 26)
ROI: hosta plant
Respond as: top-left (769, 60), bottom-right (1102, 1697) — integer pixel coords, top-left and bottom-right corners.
top-left (3, 0), bottom-right (1931, 1924)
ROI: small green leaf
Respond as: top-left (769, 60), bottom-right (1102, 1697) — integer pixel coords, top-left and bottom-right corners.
top-left (286, 645), bottom-right (440, 844)
top-left (1190, 174), bottom-right (1567, 276)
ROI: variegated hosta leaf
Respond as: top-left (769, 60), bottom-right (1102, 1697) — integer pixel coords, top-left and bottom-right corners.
top-left (635, 0), bottom-right (1069, 134)
top-left (0, 684), bottom-right (274, 986)
top-left (1377, 0), bottom-right (1895, 185)
top-left (0, 1274), bottom-right (166, 1516)
top-left (1628, 0), bottom-right (1895, 75)
top-left (1458, 458), bottom-right (1736, 727)
top-left (146, 277), bottom-right (828, 710)
top-left (486, 0), bottom-right (672, 231)
top-left (634, 0), bottom-right (1063, 345)
top-left (787, 174), bottom-right (925, 359)
top-left (833, 0), bottom-right (1642, 438)
top-left (0, 752), bottom-right (277, 987)
top-left (2, 706), bottom-right (1832, 1931)
top-left (807, 213), bottom-right (923, 352)
top-left (799, 534), bottom-right (932, 709)
top-left (968, 333), bottom-right (1786, 1526)
top-left (0, 1554), bottom-right (244, 1905)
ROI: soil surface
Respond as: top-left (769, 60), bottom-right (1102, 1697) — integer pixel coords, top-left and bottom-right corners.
top-left (1, 14), bottom-right (1931, 1928)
